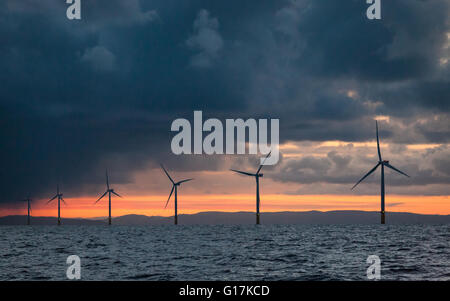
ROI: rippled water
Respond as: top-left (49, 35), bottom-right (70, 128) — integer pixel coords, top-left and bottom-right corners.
top-left (0, 225), bottom-right (448, 280)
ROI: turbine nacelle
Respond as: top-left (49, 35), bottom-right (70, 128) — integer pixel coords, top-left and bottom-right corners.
top-left (380, 160), bottom-right (389, 164)
top-left (94, 171), bottom-right (122, 205)
top-left (47, 187), bottom-right (66, 206)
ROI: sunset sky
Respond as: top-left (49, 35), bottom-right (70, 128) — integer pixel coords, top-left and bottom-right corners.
top-left (0, 1), bottom-right (449, 218)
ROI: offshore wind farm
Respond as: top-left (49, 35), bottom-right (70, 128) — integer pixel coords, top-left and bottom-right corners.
top-left (2, 118), bottom-right (445, 282)
top-left (8, 132), bottom-right (416, 226)
top-left (8, 137), bottom-right (416, 226)
top-left (0, 0), bottom-right (449, 284)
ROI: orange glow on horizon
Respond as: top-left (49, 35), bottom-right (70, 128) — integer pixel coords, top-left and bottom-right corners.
top-left (0, 194), bottom-right (448, 218)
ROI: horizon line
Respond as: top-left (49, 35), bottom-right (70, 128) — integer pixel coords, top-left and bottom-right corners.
top-left (3, 209), bottom-right (450, 219)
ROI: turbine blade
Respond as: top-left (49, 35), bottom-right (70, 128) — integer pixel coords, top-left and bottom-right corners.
top-left (376, 121), bottom-right (382, 161)
top-left (106, 169), bottom-right (110, 190)
top-left (112, 191), bottom-right (122, 198)
top-left (47, 195), bottom-right (58, 204)
top-left (385, 163), bottom-right (410, 178)
top-left (177, 178), bottom-right (194, 185)
top-left (230, 169), bottom-right (256, 177)
top-left (61, 198), bottom-right (67, 205)
top-left (256, 151), bottom-right (272, 174)
top-left (94, 191), bottom-right (108, 204)
top-left (351, 163), bottom-right (381, 190)
top-left (165, 186), bottom-right (175, 208)
top-left (160, 164), bottom-right (175, 184)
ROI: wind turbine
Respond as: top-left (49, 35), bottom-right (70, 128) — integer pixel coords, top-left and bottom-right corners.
top-left (352, 121), bottom-right (410, 224)
top-left (95, 170), bottom-right (122, 225)
top-left (22, 196), bottom-right (32, 225)
top-left (230, 152), bottom-right (271, 225)
top-left (47, 185), bottom-right (66, 225)
top-left (161, 164), bottom-right (193, 225)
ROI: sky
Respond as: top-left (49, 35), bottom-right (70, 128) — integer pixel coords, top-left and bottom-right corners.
top-left (0, 0), bottom-right (449, 217)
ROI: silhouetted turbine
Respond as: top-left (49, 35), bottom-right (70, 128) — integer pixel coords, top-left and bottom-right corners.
top-left (22, 196), bottom-right (32, 225)
top-left (352, 121), bottom-right (410, 224)
top-left (95, 170), bottom-right (122, 225)
top-left (161, 164), bottom-right (193, 225)
top-left (47, 184), bottom-right (66, 225)
top-left (230, 152), bottom-right (271, 225)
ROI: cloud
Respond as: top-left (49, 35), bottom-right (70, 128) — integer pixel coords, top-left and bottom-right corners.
top-left (82, 0), bottom-right (159, 28)
top-left (186, 9), bottom-right (223, 68)
top-left (0, 0), bottom-right (449, 203)
top-left (3, 0), bottom-right (159, 27)
top-left (269, 141), bottom-right (450, 194)
top-left (81, 46), bottom-right (116, 72)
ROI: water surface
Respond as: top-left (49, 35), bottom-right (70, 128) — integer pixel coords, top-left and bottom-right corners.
top-left (0, 225), bottom-right (448, 280)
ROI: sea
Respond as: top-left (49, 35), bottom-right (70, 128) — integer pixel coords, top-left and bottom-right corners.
top-left (0, 225), bottom-right (448, 281)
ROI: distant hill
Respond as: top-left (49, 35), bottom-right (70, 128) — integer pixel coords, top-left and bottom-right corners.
top-left (0, 215), bottom-right (104, 225)
top-left (0, 211), bottom-right (449, 225)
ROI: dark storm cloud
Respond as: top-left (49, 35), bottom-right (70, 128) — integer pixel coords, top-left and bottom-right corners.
top-left (0, 0), bottom-right (449, 202)
top-left (295, 0), bottom-right (449, 81)
top-left (186, 9), bottom-right (224, 68)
